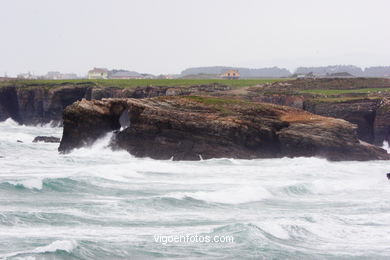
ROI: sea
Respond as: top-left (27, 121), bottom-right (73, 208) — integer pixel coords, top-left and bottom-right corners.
top-left (0, 118), bottom-right (390, 260)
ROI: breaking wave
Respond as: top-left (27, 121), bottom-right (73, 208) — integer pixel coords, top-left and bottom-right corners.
top-left (0, 240), bottom-right (77, 259)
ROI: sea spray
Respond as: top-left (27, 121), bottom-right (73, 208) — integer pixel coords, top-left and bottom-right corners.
top-left (382, 141), bottom-right (390, 153)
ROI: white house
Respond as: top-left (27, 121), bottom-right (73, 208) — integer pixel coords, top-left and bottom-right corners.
top-left (88, 68), bottom-right (108, 79)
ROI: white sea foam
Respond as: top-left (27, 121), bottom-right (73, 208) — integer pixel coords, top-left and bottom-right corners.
top-left (31, 239), bottom-right (77, 253)
top-left (2, 118), bottom-right (19, 127)
top-left (255, 222), bottom-right (290, 239)
top-left (1, 118), bottom-right (60, 129)
top-left (68, 132), bottom-right (130, 158)
top-left (382, 141), bottom-right (390, 153)
top-left (6, 179), bottom-right (43, 190)
top-left (0, 240), bottom-right (77, 259)
top-left (168, 186), bottom-right (272, 204)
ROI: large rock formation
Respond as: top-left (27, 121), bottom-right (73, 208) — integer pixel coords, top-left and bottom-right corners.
top-left (58, 96), bottom-right (389, 161)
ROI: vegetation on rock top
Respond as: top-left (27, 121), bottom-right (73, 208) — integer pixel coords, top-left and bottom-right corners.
top-left (306, 97), bottom-right (382, 103)
top-left (0, 78), bottom-right (289, 89)
top-left (299, 88), bottom-right (390, 95)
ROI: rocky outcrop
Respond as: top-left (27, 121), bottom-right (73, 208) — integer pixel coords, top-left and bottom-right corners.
top-left (0, 86), bottom-right (20, 122)
top-left (240, 78), bottom-right (390, 145)
top-left (14, 85), bottom-right (92, 125)
top-left (373, 98), bottom-right (390, 145)
top-left (303, 98), bottom-right (380, 143)
top-left (33, 136), bottom-right (61, 143)
top-left (59, 99), bottom-right (126, 152)
top-left (0, 83), bottom-right (94, 125)
top-left (58, 96), bottom-right (389, 161)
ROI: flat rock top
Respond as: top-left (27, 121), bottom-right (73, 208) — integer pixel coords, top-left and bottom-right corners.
top-left (91, 95), bottom-right (350, 126)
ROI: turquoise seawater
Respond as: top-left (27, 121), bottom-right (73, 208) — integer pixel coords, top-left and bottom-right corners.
top-left (0, 119), bottom-right (390, 259)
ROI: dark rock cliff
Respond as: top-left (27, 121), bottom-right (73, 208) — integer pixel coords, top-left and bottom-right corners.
top-left (373, 98), bottom-right (390, 145)
top-left (0, 86), bottom-right (20, 122)
top-left (58, 96), bottom-right (389, 161)
top-left (0, 83), bottom-right (94, 125)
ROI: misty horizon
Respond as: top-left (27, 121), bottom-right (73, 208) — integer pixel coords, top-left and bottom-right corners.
top-left (1, 0), bottom-right (389, 77)
top-left (5, 64), bottom-right (390, 79)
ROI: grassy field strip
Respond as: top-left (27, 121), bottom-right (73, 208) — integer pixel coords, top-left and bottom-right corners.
top-left (300, 88), bottom-right (390, 95)
top-left (308, 97), bottom-right (382, 103)
top-left (0, 78), bottom-right (290, 89)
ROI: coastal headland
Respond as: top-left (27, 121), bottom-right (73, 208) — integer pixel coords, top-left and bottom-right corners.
top-left (1, 78), bottom-right (390, 160)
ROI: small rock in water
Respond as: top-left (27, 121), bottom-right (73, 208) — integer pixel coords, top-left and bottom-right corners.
top-left (33, 136), bottom-right (61, 143)
top-left (17, 140), bottom-right (23, 143)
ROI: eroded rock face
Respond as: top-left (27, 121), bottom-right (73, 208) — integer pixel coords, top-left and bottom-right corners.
top-left (374, 98), bottom-right (390, 145)
top-left (303, 98), bottom-right (379, 143)
top-left (58, 96), bottom-right (390, 161)
top-left (0, 84), bottom-right (93, 125)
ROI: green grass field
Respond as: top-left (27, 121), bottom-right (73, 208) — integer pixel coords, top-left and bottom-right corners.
top-left (308, 96), bottom-right (382, 103)
top-left (0, 78), bottom-right (290, 89)
top-left (299, 88), bottom-right (390, 95)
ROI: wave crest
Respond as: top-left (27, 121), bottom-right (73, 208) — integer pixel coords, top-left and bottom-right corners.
top-left (1, 239), bottom-right (77, 259)
top-left (166, 186), bottom-right (272, 204)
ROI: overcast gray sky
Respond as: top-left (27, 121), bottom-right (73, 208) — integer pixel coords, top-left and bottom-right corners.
top-left (1, 0), bottom-right (389, 76)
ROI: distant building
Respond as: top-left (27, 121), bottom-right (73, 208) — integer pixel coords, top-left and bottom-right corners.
top-left (157, 74), bottom-right (174, 79)
top-left (88, 68), bottom-right (108, 79)
top-left (221, 69), bottom-right (240, 79)
top-left (45, 71), bottom-right (62, 79)
top-left (44, 71), bottom-right (78, 80)
top-left (110, 71), bottom-right (143, 79)
top-left (294, 72), bottom-right (314, 79)
top-left (326, 72), bottom-right (354, 78)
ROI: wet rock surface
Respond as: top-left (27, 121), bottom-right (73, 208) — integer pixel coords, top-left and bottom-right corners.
top-left (33, 136), bottom-right (61, 143)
